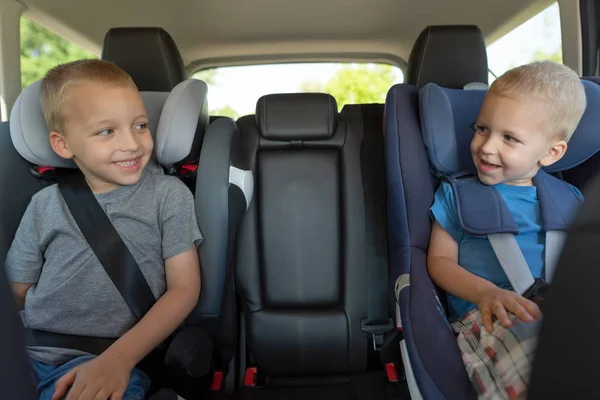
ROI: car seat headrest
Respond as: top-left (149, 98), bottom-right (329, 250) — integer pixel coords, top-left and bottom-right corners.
top-left (102, 27), bottom-right (187, 92)
top-left (155, 79), bottom-right (209, 167)
top-left (583, 76), bottom-right (600, 86)
top-left (407, 25), bottom-right (488, 89)
top-left (419, 80), bottom-right (600, 176)
top-left (9, 79), bottom-right (208, 169)
top-left (255, 93), bottom-right (338, 141)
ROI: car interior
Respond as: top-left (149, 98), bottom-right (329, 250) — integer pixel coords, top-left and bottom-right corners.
top-left (1, 0), bottom-right (600, 399)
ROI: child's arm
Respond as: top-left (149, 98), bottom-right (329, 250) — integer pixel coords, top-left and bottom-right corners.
top-left (6, 196), bottom-right (44, 309)
top-left (10, 283), bottom-right (33, 310)
top-left (53, 247), bottom-right (201, 400)
top-left (104, 246), bottom-right (201, 364)
top-left (428, 221), bottom-right (541, 331)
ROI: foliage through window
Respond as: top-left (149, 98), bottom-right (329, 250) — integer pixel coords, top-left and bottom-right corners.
top-left (487, 2), bottom-right (562, 80)
top-left (20, 16), bottom-right (96, 88)
top-left (192, 63), bottom-right (403, 119)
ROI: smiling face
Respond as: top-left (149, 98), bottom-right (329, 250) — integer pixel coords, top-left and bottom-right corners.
top-left (470, 92), bottom-right (568, 186)
top-left (49, 80), bottom-right (154, 193)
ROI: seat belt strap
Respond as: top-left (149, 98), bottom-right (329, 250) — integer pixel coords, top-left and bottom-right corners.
top-left (544, 231), bottom-right (567, 283)
top-left (57, 171), bottom-right (156, 320)
top-left (487, 233), bottom-right (535, 295)
top-left (357, 105), bottom-right (393, 349)
top-left (25, 329), bottom-right (115, 355)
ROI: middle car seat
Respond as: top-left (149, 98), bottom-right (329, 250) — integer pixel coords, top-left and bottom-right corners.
top-left (230, 93), bottom-right (397, 399)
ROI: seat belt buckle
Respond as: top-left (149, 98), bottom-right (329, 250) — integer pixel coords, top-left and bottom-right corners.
top-left (211, 371), bottom-right (224, 391)
top-left (180, 163), bottom-right (198, 175)
top-left (244, 367), bottom-right (257, 387)
top-left (361, 318), bottom-right (394, 351)
top-left (30, 166), bottom-right (56, 180)
top-left (385, 362), bottom-right (399, 382)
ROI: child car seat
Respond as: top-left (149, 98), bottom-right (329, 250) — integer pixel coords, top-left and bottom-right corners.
top-left (383, 79), bottom-right (600, 400)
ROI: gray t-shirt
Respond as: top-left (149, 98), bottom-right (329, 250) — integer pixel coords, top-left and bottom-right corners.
top-left (5, 168), bottom-right (203, 364)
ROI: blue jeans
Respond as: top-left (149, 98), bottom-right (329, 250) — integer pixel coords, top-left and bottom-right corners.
top-left (30, 355), bottom-right (151, 400)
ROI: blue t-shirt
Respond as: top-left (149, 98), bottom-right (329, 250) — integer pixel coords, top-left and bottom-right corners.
top-left (429, 181), bottom-right (582, 320)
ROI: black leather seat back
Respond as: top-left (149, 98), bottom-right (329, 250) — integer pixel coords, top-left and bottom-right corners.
top-left (102, 27), bottom-right (187, 92)
top-left (406, 25), bottom-right (488, 89)
top-left (235, 94), bottom-right (375, 376)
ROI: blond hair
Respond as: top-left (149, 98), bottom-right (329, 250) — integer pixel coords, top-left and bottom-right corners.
top-left (489, 61), bottom-right (586, 142)
top-left (40, 59), bottom-right (136, 133)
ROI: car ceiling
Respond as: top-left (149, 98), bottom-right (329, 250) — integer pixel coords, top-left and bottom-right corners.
top-left (21, 0), bottom-right (554, 70)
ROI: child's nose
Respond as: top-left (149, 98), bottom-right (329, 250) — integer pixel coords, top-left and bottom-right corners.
top-left (480, 136), bottom-right (498, 155)
top-left (120, 130), bottom-right (141, 152)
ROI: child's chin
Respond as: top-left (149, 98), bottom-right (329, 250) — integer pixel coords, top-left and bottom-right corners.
top-left (477, 173), bottom-right (500, 186)
top-left (114, 174), bottom-right (142, 186)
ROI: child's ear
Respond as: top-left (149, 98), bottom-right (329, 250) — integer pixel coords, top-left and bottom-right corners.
top-left (49, 131), bottom-right (74, 160)
top-left (539, 140), bottom-right (568, 167)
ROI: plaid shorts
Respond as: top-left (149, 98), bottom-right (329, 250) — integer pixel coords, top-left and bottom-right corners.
top-left (451, 308), bottom-right (542, 400)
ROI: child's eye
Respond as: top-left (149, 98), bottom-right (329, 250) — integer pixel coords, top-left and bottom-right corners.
top-left (96, 129), bottom-right (114, 136)
top-left (471, 123), bottom-right (489, 134)
top-left (503, 134), bottom-right (518, 143)
top-left (134, 123), bottom-right (149, 131)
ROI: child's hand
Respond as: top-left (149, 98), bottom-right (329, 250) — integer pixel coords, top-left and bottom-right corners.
top-left (52, 353), bottom-right (133, 400)
top-left (477, 286), bottom-right (541, 332)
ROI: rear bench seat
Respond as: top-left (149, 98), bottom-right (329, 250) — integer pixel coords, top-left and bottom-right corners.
top-left (230, 93), bottom-right (397, 399)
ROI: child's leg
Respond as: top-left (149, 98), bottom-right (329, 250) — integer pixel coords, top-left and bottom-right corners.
top-left (452, 309), bottom-right (540, 399)
top-left (31, 355), bottom-right (151, 400)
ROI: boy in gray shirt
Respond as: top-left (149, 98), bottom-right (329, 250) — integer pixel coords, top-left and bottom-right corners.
top-left (5, 60), bottom-right (202, 400)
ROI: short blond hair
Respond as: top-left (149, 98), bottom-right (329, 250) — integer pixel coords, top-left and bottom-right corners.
top-left (40, 59), bottom-right (136, 133)
top-left (489, 61), bottom-right (586, 142)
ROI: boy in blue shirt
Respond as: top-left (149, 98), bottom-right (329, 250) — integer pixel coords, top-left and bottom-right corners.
top-left (428, 61), bottom-right (586, 399)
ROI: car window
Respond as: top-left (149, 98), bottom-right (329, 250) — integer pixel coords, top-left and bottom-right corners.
top-left (487, 2), bottom-right (562, 82)
top-left (193, 63), bottom-right (404, 119)
top-left (20, 15), bottom-right (96, 89)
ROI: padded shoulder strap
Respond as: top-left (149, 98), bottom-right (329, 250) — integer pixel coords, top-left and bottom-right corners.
top-left (445, 174), bottom-right (518, 237)
top-left (533, 170), bottom-right (583, 231)
top-left (447, 170), bottom-right (583, 236)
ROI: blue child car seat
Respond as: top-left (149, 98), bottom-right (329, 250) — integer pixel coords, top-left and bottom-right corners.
top-left (383, 78), bottom-right (600, 400)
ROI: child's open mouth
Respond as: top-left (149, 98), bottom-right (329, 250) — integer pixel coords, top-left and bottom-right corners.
top-left (114, 158), bottom-right (140, 170)
top-left (479, 159), bottom-right (500, 172)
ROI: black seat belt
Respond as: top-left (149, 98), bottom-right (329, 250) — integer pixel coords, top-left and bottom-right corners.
top-left (357, 104), bottom-right (394, 350)
top-left (26, 170), bottom-right (156, 353)
top-left (57, 170), bottom-right (156, 319)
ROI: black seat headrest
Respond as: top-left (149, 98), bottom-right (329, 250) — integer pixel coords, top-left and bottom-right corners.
top-left (406, 25), bottom-right (488, 89)
top-left (102, 27), bottom-right (187, 92)
top-left (256, 93), bottom-right (338, 141)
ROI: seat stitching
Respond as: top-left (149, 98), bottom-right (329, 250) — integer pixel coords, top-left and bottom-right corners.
top-left (416, 27), bottom-right (432, 87)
